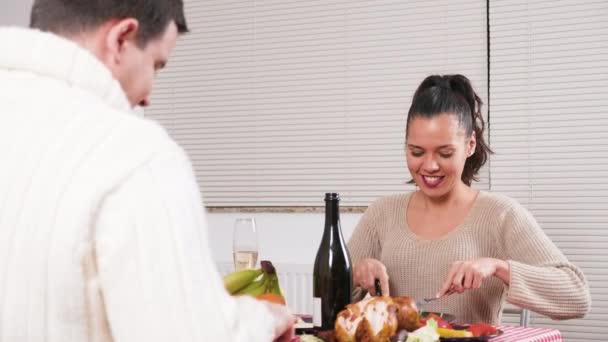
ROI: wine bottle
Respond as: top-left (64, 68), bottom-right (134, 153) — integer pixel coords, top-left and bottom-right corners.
top-left (313, 193), bottom-right (353, 330)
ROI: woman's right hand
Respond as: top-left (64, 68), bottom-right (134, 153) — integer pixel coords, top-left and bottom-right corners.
top-left (353, 258), bottom-right (390, 296)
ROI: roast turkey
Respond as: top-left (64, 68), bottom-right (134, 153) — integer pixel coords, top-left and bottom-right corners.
top-left (334, 296), bottom-right (419, 342)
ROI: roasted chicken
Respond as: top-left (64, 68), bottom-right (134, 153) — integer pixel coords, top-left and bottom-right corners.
top-left (334, 296), bottom-right (419, 342)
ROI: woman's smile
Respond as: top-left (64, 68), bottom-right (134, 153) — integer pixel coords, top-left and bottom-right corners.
top-left (420, 175), bottom-right (445, 188)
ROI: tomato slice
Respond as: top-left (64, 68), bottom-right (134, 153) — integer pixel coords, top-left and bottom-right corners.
top-left (419, 313), bottom-right (452, 329)
top-left (466, 323), bottom-right (498, 336)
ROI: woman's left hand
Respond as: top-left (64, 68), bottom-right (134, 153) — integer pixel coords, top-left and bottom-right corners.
top-left (437, 258), bottom-right (510, 298)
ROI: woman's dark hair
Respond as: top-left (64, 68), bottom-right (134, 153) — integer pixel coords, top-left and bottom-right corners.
top-left (406, 74), bottom-right (492, 186)
top-left (30, 0), bottom-right (189, 47)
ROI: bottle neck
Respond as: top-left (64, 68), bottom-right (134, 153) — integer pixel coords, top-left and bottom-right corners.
top-left (323, 198), bottom-right (341, 239)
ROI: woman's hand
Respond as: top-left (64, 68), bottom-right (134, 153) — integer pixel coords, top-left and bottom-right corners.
top-left (353, 258), bottom-right (390, 296)
top-left (437, 258), bottom-right (510, 297)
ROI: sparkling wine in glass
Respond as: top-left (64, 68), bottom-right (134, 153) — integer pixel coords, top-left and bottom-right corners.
top-left (233, 218), bottom-right (259, 271)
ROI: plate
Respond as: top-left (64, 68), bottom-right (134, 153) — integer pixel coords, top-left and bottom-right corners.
top-left (420, 312), bottom-right (457, 323)
top-left (295, 315), bottom-right (315, 335)
top-left (439, 325), bottom-right (504, 342)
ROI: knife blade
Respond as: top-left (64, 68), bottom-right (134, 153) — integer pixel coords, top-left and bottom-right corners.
top-left (374, 278), bottom-right (383, 296)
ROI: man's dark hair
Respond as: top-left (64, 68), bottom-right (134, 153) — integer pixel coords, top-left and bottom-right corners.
top-left (30, 0), bottom-right (189, 47)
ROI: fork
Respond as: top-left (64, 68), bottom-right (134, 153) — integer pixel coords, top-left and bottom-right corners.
top-left (373, 279), bottom-right (456, 308)
top-left (415, 288), bottom-right (456, 308)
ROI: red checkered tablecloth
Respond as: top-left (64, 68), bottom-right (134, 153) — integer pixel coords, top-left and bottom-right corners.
top-left (491, 325), bottom-right (563, 342)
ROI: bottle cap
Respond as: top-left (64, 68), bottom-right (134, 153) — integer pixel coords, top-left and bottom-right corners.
top-left (325, 193), bottom-right (340, 201)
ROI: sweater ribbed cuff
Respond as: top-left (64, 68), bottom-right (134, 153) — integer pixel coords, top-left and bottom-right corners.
top-left (505, 260), bottom-right (533, 308)
top-left (505, 260), bottom-right (590, 320)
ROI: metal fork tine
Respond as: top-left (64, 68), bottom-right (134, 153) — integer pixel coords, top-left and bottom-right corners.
top-left (416, 288), bottom-right (456, 308)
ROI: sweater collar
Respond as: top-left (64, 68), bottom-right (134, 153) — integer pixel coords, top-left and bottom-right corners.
top-left (0, 27), bottom-right (131, 112)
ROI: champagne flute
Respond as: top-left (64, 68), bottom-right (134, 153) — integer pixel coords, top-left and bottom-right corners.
top-left (233, 218), bottom-right (259, 271)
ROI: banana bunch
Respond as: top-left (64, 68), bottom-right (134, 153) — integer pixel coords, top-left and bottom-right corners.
top-left (224, 260), bottom-right (283, 297)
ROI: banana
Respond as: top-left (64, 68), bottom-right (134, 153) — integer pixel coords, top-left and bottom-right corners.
top-left (235, 274), bottom-right (269, 297)
top-left (225, 261), bottom-right (284, 298)
top-left (268, 273), bottom-right (283, 296)
top-left (223, 268), bottom-right (263, 294)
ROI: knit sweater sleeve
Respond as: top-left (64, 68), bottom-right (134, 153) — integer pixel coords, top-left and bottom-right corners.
top-left (347, 198), bottom-right (385, 265)
top-left (501, 200), bottom-right (591, 320)
top-left (93, 142), bottom-right (276, 341)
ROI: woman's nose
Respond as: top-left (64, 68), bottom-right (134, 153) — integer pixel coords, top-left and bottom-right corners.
top-left (422, 156), bottom-right (439, 172)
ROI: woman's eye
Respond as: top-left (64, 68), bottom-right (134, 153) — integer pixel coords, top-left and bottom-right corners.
top-left (411, 151), bottom-right (423, 157)
top-left (439, 153), bottom-right (453, 158)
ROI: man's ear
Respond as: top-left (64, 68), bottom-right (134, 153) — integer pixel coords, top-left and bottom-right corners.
top-left (104, 18), bottom-right (140, 65)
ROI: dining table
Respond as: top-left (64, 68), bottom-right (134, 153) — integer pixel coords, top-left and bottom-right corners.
top-left (292, 312), bottom-right (564, 341)
top-left (292, 321), bottom-right (563, 342)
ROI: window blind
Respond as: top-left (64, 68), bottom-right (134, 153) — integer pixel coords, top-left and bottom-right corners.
top-left (146, 0), bottom-right (488, 207)
top-left (489, 0), bottom-right (608, 340)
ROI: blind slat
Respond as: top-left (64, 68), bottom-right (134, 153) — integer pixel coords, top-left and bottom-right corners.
top-left (147, 0), bottom-right (489, 206)
top-left (490, 1), bottom-right (608, 340)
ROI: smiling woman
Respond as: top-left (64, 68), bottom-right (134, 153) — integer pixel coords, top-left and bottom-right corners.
top-left (406, 114), bottom-right (474, 197)
top-left (404, 75), bottom-right (489, 241)
top-left (406, 74), bottom-right (491, 189)
top-left (347, 74), bottom-right (591, 326)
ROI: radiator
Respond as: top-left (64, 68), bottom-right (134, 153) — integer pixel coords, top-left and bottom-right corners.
top-left (217, 262), bottom-right (314, 315)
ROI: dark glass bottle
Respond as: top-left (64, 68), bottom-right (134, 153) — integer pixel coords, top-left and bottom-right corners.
top-left (312, 193), bottom-right (353, 330)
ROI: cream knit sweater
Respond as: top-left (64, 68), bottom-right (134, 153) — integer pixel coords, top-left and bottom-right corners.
top-left (348, 191), bottom-right (591, 325)
top-left (0, 27), bottom-right (275, 341)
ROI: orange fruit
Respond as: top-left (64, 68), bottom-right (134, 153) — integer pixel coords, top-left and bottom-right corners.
top-left (257, 293), bottom-right (286, 305)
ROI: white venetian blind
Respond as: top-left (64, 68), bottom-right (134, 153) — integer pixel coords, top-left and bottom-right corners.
top-left (489, 0), bottom-right (608, 340)
top-left (146, 0), bottom-right (488, 207)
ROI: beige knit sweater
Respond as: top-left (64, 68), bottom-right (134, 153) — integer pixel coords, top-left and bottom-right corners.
top-left (347, 191), bottom-right (591, 325)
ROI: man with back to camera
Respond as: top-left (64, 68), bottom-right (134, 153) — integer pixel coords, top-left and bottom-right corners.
top-left (0, 0), bottom-right (295, 340)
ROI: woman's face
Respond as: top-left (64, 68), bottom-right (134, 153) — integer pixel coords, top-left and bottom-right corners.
top-left (406, 113), bottom-right (476, 199)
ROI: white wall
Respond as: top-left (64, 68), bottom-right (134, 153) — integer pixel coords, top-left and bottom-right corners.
top-left (0, 0), bottom-right (34, 26)
top-left (207, 212), bottom-right (363, 265)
